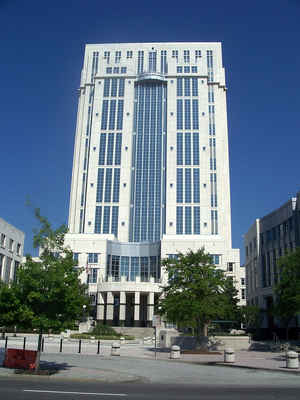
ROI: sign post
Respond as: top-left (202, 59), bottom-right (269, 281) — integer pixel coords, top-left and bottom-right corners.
top-left (152, 315), bottom-right (161, 360)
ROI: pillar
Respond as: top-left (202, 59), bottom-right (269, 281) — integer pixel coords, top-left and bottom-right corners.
top-left (134, 291), bottom-right (140, 327)
top-left (106, 291), bottom-right (114, 324)
top-left (96, 292), bottom-right (105, 322)
top-left (119, 291), bottom-right (126, 324)
top-left (147, 292), bottom-right (154, 326)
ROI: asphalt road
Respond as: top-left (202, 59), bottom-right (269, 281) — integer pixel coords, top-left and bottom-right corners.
top-left (0, 378), bottom-right (300, 400)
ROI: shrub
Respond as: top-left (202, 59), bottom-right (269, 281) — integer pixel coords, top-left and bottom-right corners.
top-left (91, 323), bottom-right (121, 337)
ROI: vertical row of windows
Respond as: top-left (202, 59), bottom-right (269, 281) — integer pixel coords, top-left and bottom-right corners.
top-left (211, 210), bottom-right (218, 234)
top-left (177, 132), bottom-right (200, 166)
top-left (129, 82), bottom-right (167, 242)
top-left (208, 86), bottom-right (214, 103)
top-left (209, 138), bottom-right (216, 170)
top-left (177, 78), bottom-right (198, 97)
top-left (103, 78), bottom-right (125, 98)
top-left (138, 50), bottom-right (144, 73)
top-left (210, 173), bottom-right (217, 207)
top-left (176, 206), bottom-right (200, 234)
top-left (209, 105), bottom-right (215, 135)
top-left (207, 50), bottom-right (214, 82)
top-left (101, 100), bottom-right (124, 130)
top-left (91, 51), bottom-right (99, 80)
top-left (148, 51), bottom-right (157, 72)
top-left (98, 133), bottom-right (122, 166)
top-left (161, 50), bottom-right (167, 73)
top-left (96, 168), bottom-right (120, 203)
top-left (176, 168), bottom-right (200, 203)
top-left (106, 255), bottom-right (160, 282)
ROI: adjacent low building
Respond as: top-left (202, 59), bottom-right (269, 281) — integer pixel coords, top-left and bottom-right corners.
top-left (244, 191), bottom-right (300, 337)
top-left (0, 217), bottom-right (25, 283)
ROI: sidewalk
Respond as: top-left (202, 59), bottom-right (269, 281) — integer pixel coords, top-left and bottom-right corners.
top-left (1, 340), bottom-right (300, 385)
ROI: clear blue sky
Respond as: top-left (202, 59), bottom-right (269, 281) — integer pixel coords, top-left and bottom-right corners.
top-left (1, 0), bottom-right (299, 262)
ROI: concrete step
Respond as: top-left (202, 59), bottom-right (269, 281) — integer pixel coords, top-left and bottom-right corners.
top-left (112, 327), bottom-right (155, 339)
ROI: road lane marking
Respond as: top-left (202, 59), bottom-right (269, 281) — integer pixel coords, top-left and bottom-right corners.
top-left (23, 390), bottom-right (127, 396)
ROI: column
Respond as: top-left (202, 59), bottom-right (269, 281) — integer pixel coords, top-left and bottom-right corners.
top-left (134, 291), bottom-right (140, 327)
top-left (147, 292), bottom-right (154, 326)
top-left (119, 291), bottom-right (126, 324)
top-left (96, 292), bottom-right (105, 322)
top-left (106, 291), bottom-right (114, 324)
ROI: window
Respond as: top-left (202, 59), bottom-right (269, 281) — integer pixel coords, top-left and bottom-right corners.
top-left (88, 253), bottom-right (99, 264)
top-left (115, 51), bottom-right (121, 63)
top-left (184, 66), bottom-right (190, 73)
top-left (172, 50), bottom-right (178, 62)
top-left (0, 253), bottom-right (4, 277)
top-left (106, 67), bottom-right (112, 74)
top-left (127, 50), bottom-right (133, 58)
top-left (113, 67), bottom-right (119, 74)
top-left (0, 234), bottom-right (5, 248)
top-left (177, 66), bottom-right (182, 73)
top-left (121, 67), bottom-right (127, 74)
top-left (227, 262), bottom-right (234, 272)
top-left (211, 254), bottom-right (220, 265)
top-left (241, 277), bottom-right (245, 286)
top-left (191, 66), bottom-right (197, 73)
top-left (73, 253), bottom-right (79, 264)
top-left (241, 288), bottom-right (246, 300)
top-left (104, 51), bottom-right (110, 64)
top-left (184, 50), bottom-right (190, 63)
top-left (9, 239), bottom-right (13, 252)
top-left (16, 243), bottom-right (21, 256)
top-left (88, 268), bottom-right (98, 283)
top-left (195, 50), bottom-right (201, 61)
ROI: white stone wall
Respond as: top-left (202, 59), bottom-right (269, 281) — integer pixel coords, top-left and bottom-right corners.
top-left (0, 217), bottom-right (25, 283)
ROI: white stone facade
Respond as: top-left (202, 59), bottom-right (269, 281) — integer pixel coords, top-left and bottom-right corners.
top-left (66, 42), bottom-right (244, 326)
top-left (244, 192), bottom-right (300, 332)
top-left (0, 217), bottom-right (25, 283)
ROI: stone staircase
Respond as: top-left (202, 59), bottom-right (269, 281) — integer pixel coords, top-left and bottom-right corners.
top-left (112, 327), bottom-right (155, 339)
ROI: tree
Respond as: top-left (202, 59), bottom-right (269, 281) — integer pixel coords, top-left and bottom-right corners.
top-left (158, 248), bottom-right (239, 347)
top-left (10, 209), bottom-right (90, 370)
top-left (0, 282), bottom-right (33, 331)
top-left (238, 305), bottom-right (261, 331)
top-left (273, 247), bottom-right (300, 340)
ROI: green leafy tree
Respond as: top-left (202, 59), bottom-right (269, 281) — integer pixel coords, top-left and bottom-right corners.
top-left (273, 247), bottom-right (300, 340)
top-left (10, 209), bottom-right (90, 370)
top-left (0, 282), bottom-right (33, 331)
top-left (158, 248), bottom-right (239, 347)
top-left (238, 305), bottom-right (261, 331)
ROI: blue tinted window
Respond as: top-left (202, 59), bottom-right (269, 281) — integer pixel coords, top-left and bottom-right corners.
top-left (177, 99), bottom-right (183, 129)
top-left (111, 78), bottom-right (118, 97)
top-left (98, 133), bottom-right (106, 165)
top-left (103, 79), bottom-right (110, 96)
top-left (185, 207), bottom-right (192, 234)
top-left (101, 100), bottom-right (109, 130)
top-left (121, 67), bottom-right (127, 74)
top-left (177, 66), bottom-right (182, 73)
top-left (117, 100), bottom-right (124, 130)
top-left (192, 100), bottom-right (199, 130)
top-left (119, 78), bottom-right (125, 96)
top-left (96, 169), bottom-right (104, 202)
top-left (80, 173), bottom-right (86, 206)
top-left (193, 132), bottom-right (199, 164)
top-left (176, 206), bottom-right (183, 234)
top-left (106, 67), bottom-right (112, 74)
top-left (111, 206), bottom-right (119, 236)
top-left (113, 67), bottom-right (119, 74)
top-left (184, 78), bottom-right (190, 96)
top-left (104, 168), bottom-right (112, 202)
top-left (113, 168), bottom-right (120, 202)
top-left (177, 78), bottom-right (183, 97)
top-left (137, 50), bottom-right (144, 73)
top-left (130, 257), bottom-right (140, 281)
top-left (184, 99), bottom-right (191, 129)
top-left (103, 206), bottom-right (110, 233)
top-left (184, 66), bottom-right (190, 73)
top-left (177, 133), bottom-right (183, 165)
top-left (114, 133), bottom-right (122, 165)
top-left (94, 206), bottom-right (102, 233)
top-left (88, 253), bottom-right (98, 263)
top-left (176, 169), bottom-right (183, 203)
top-left (193, 169), bottom-right (200, 203)
top-left (194, 206), bottom-right (200, 234)
top-left (192, 66), bottom-right (197, 73)
top-left (120, 256), bottom-right (129, 279)
top-left (185, 132), bottom-right (191, 165)
top-left (185, 169), bottom-right (191, 203)
top-left (192, 78), bottom-right (198, 96)
top-left (106, 133), bottom-right (114, 165)
top-left (109, 100), bottom-right (116, 130)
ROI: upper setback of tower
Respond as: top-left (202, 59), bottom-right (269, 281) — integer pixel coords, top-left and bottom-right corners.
top-left (68, 42), bottom-right (232, 248)
top-left (80, 43), bottom-right (226, 88)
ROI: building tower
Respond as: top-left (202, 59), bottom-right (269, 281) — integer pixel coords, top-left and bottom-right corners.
top-left (65, 42), bottom-right (244, 327)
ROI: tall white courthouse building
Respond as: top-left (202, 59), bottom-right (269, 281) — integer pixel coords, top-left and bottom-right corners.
top-left (65, 42), bottom-right (244, 327)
